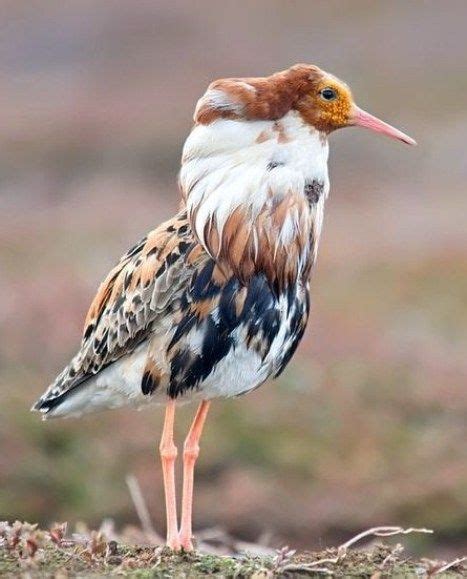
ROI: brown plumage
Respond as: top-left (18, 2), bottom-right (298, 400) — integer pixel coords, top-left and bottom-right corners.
top-left (195, 64), bottom-right (323, 124)
top-left (33, 64), bottom-right (416, 551)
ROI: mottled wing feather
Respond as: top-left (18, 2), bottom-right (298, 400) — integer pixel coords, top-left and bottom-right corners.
top-left (34, 211), bottom-right (201, 409)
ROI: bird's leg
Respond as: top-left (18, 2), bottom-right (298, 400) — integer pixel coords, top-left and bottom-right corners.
top-left (179, 400), bottom-right (211, 551)
top-left (159, 400), bottom-right (180, 550)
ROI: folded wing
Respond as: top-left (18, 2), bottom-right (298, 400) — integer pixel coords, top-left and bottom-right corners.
top-left (33, 210), bottom-right (203, 413)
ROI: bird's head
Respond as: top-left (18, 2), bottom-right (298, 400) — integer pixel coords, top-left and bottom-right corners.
top-left (194, 63), bottom-right (416, 145)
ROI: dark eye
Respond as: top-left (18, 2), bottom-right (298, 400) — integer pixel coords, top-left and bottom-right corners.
top-left (320, 87), bottom-right (337, 101)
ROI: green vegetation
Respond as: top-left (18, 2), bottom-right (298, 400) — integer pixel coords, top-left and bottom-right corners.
top-left (2, 522), bottom-right (466, 577)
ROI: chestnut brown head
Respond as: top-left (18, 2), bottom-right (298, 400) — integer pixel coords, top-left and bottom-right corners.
top-left (194, 63), bottom-right (416, 145)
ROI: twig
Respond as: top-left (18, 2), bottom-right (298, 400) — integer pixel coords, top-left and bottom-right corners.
top-left (281, 563), bottom-right (334, 575)
top-left (272, 545), bottom-right (296, 572)
top-left (125, 474), bottom-right (163, 543)
top-left (338, 526), bottom-right (433, 553)
top-left (434, 556), bottom-right (467, 575)
top-left (379, 543), bottom-right (404, 569)
top-left (282, 526), bottom-right (434, 574)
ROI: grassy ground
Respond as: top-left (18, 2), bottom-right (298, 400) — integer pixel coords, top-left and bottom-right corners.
top-left (2, 0), bottom-right (467, 557)
top-left (1, 522), bottom-right (466, 577)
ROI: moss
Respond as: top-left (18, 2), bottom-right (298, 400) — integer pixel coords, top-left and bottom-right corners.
top-left (1, 532), bottom-right (466, 578)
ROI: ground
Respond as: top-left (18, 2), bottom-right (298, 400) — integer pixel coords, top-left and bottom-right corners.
top-left (1, 522), bottom-right (466, 577)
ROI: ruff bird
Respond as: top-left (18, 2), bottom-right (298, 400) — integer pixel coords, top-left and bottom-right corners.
top-left (33, 64), bottom-right (415, 550)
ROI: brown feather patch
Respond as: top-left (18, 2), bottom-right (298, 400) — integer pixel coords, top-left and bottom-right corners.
top-left (194, 64), bottom-right (325, 125)
top-left (199, 190), bottom-right (312, 290)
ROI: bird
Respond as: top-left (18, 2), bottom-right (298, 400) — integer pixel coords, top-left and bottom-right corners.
top-left (32, 63), bottom-right (415, 551)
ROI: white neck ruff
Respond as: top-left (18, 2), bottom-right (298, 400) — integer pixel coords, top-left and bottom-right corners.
top-left (179, 111), bottom-right (330, 285)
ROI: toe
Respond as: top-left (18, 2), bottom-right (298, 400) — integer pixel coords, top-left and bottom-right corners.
top-left (166, 536), bottom-right (181, 551)
top-left (179, 536), bottom-right (194, 551)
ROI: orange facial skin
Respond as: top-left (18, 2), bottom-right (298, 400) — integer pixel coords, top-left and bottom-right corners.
top-left (297, 75), bottom-right (354, 132)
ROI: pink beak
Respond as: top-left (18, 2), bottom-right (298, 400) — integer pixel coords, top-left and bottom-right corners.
top-left (350, 105), bottom-right (416, 146)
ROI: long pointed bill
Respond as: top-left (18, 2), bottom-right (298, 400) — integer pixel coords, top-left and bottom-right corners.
top-left (350, 105), bottom-right (416, 146)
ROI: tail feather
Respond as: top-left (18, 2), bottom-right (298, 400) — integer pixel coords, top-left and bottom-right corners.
top-left (32, 342), bottom-right (151, 418)
top-left (31, 369), bottom-right (91, 417)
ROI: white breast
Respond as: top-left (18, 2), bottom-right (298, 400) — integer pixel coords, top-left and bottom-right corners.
top-left (180, 111), bottom-right (330, 255)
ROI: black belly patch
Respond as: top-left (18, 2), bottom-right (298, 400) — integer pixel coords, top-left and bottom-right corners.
top-left (166, 265), bottom-right (308, 399)
top-left (304, 180), bottom-right (324, 205)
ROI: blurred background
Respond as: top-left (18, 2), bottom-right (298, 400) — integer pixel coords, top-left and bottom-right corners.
top-left (1, 0), bottom-right (466, 557)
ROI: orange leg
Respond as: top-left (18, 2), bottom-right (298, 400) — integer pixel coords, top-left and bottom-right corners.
top-left (179, 401), bottom-right (211, 551)
top-left (159, 400), bottom-right (180, 550)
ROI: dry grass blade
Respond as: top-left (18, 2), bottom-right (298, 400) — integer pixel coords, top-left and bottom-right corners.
top-left (338, 526), bottom-right (433, 553)
top-left (434, 556), bottom-right (467, 574)
top-left (272, 545), bottom-right (296, 571)
top-left (282, 526), bottom-right (434, 574)
top-left (125, 474), bottom-right (163, 544)
top-left (281, 563), bottom-right (334, 575)
top-left (379, 543), bottom-right (404, 569)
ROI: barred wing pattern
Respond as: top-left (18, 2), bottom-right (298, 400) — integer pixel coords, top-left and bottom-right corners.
top-left (34, 211), bottom-right (202, 412)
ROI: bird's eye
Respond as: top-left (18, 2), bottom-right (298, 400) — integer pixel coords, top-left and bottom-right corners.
top-left (320, 87), bottom-right (338, 102)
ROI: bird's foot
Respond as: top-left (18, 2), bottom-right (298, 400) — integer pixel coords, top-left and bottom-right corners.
top-left (166, 535), bottom-right (181, 551)
top-left (179, 533), bottom-right (194, 552)
top-left (165, 534), bottom-right (194, 552)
